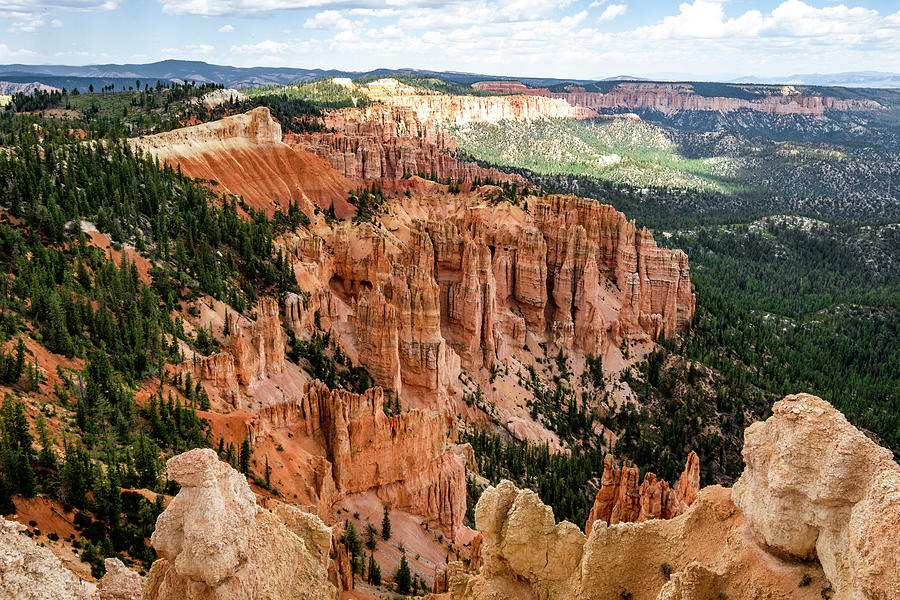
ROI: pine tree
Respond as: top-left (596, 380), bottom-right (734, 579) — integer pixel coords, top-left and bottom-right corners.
top-left (394, 554), bottom-right (411, 595)
top-left (344, 520), bottom-right (361, 556)
top-left (365, 523), bottom-right (377, 550)
top-left (381, 505), bottom-right (391, 540)
top-left (238, 438), bottom-right (251, 474)
top-left (367, 553), bottom-right (381, 586)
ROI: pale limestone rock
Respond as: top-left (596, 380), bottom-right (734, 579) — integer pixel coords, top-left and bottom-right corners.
top-left (97, 558), bottom-right (143, 600)
top-left (732, 393), bottom-right (900, 600)
top-left (145, 448), bottom-right (335, 600)
top-left (0, 518), bottom-right (95, 600)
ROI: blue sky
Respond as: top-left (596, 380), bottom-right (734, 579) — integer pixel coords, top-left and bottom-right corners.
top-left (1, 1), bottom-right (899, 78)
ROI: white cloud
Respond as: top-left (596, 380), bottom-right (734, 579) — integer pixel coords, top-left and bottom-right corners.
top-left (218, 24), bottom-right (234, 32)
top-left (0, 43), bottom-right (37, 60)
top-left (303, 10), bottom-right (355, 30)
top-left (51, 18), bottom-right (64, 26)
top-left (598, 3), bottom-right (626, 23)
top-left (6, 12), bottom-right (45, 32)
top-left (2, 1), bottom-right (119, 10)
top-left (230, 39), bottom-right (292, 54)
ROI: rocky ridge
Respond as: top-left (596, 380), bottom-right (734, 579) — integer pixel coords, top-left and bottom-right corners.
top-left (288, 104), bottom-right (526, 186)
top-left (133, 106), bottom-right (353, 216)
top-left (362, 78), bottom-right (598, 124)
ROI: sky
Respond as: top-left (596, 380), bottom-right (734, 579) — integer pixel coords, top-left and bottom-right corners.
top-left (1, 1), bottom-right (899, 79)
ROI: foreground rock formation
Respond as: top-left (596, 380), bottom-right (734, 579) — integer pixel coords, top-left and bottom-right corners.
top-left (0, 517), bottom-right (95, 600)
top-left (733, 394), bottom-right (900, 600)
top-left (145, 448), bottom-right (335, 600)
top-left (449, 395), bottom-right (898, 600)
top-left (585, 451), bottom-right (700, 534)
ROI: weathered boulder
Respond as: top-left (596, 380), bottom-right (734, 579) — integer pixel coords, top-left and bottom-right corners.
top-left (145, 448), bottom-right (335, 600)
top-left (0, 518), bottom-right (95, 600)
top-left (733, 393), bottom-right (900, 600)
top-left (97, 558), bottom-right (143, 600)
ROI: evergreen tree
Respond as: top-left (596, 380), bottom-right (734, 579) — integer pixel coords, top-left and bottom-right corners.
top-left (238, 438), bottom-right (251, 474)
top-left (394, 554), bottom-right (411, 595)
top-left (381, 505), bottom-right (391, 540)
top-left (367, 553), bottom-right (381, 586)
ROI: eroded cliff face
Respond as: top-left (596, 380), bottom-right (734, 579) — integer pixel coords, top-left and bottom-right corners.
top-left (733, 394), bottom-right (900, 600)
top-left (585, 451), bottom-right (700, 534)
top-left (288, 192), bottom-right (693, 406)
top-left (362, 78), bottom-right (598, 124)
top-left (448, 395), bottom-right (899, 600)
top-left (145, 449), bottom-right (335, 600)
top-left (133, 106), bottom-right (353, 216)
top-left (472, 80), bottom-right (883, 116)
top-left (288, 104), bottom-right (526, 186)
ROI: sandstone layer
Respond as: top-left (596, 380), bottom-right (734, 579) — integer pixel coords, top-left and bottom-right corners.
top-left (133, 106), bottom-right (353, 216)
top-left (733, 393), bottom-right (900, 600)
top-left (362, 78), bottom-right (598, 124)
top-left (145, 448), bottom-right (335, 600)
top-left (472, 80), bottom-right (883, 116)
top-left (585, 451), bottom-right (699, 534)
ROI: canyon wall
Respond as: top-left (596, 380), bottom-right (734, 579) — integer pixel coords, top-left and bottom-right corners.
top-left (303, 193), bottom-right (694, 400)
top-left (448, 395), bottom-right (899, 600)
top-left (472, 80), bottom-right (883, 116)
top-left (585, 451), bottom-right (699, 534)
top-left (245, 380), bottom-right (468, 541)
top-left (288, 104), bottom-right (525, 186)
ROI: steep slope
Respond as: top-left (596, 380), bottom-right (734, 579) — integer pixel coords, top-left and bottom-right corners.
top-left (133, 106), bottom-right (354, 217)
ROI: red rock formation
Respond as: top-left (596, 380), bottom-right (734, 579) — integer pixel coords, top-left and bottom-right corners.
top-left (287, 104), bottom-right (526, 186)
top-left (133, 107), bottom-right (355, 217)
top-left (227, 297), bottom-right (286, 386)
top-left (585, 451), bottom-right (700, 534)
top-left (295, 193), bottom-right (693, 400)
top-left (246, 380), bottom-right (468, 541)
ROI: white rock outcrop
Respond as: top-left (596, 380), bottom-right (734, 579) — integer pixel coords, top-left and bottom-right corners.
top-left (0, 518), bottom-right (96, 600)
top-left (733, 393), bottom-right (900, 600)
top-left (145, 448), bottom-right (335, 600)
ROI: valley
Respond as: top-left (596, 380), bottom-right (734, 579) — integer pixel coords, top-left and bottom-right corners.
top-left (0, 71), bottom-right (898, 600)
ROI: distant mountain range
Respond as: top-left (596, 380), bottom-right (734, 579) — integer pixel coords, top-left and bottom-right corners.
top-left (1, 60), bottom-right (898, 92)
